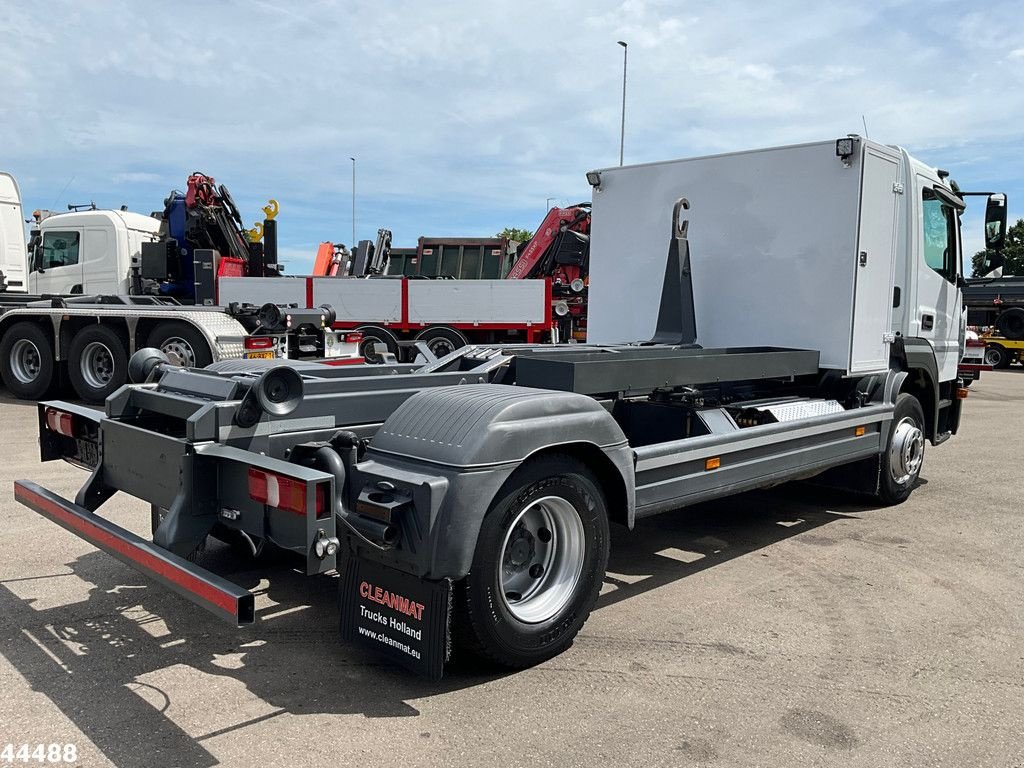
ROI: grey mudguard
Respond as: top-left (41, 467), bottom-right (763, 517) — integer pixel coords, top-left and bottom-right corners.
top-left (358, 384), bottom-right (635, 580)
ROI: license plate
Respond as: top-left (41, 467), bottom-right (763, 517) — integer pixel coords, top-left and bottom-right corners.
top-left (244, 351), bottom-right (275, 359)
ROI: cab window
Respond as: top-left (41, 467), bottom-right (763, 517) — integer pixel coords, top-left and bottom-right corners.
top-left (39, 231), bottom-right (80, 269)
top-left (921, 189), bottom-right (957, 282)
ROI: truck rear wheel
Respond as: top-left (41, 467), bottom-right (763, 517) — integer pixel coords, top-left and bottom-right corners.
top-left (68, 325), bottom-right (128, 403)
top-left (877, 393), bottom-right (925, 506)
top-left (457, 455), bottom-right (609, 668)
top-left (355, 325), bottom-right (399, 363)
top-left (0, 322), bottom-right (55, 400)
top-left (996, 308), bottom-right (1024, 340)
top-left (984, 344), bottom-right (1011, 369)
top-left (416, 326), bottom-right (468, 359)
top-left (146, 322), bottom-right (212, 368)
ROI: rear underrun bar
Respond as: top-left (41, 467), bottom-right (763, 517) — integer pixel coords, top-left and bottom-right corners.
top-left (13, 480), bottom-right (255, 625)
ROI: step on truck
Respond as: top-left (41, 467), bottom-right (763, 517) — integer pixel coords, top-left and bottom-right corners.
top-left (14, 137), bottom-right (1001, 678)
top-left (0, 172), bottom-right (355, 402)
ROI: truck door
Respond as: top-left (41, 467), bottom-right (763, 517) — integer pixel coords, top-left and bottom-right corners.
top-left (30, 228), bottom-right (84, 294)
top-left (79, 226), bottom-right (119, 294)
top-left (914, 178), bottom-right (962, 382)
top-left (850, 146), bottom-right (900, 373)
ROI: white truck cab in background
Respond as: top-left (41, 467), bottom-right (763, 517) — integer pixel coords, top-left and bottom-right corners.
top-left (26, 209), bottom-right (161, 296)
top-left (0, 174), bottom-right (161, 297)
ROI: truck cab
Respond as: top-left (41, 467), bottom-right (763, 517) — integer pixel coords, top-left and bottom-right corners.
top-left (27, 210), bottom-right (161, 296)
top-left (895, 155), bottom-right (967, 384)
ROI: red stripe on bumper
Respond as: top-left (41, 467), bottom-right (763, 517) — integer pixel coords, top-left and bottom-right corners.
top-left (14, 481), bottom-right (252, 624)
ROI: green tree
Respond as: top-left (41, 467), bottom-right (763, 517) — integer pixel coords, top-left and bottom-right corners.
top-left (972, 217), bottom-right (1024, 276)
top-left (496, 227), bottom-right (533, 244)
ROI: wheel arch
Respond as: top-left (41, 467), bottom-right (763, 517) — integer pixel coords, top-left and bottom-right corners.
top-left (139, 318), bottom-right (216, 367)
top-left (519, 442), bottom-right (633, 529)
top-left (891, 336), bottom-right (940, 443)
top-left (58, 316), bottom-right (132, 362)
top-left (364, 384), bottom-right (636, 580)
top-left (422, 437), bottom-right (634, 581)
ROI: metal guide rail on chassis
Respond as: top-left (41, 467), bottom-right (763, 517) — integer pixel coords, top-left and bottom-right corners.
top-left (17, 339), bottom-right (924, 679)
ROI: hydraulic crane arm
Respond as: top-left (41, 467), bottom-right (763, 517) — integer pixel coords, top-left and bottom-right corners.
top-left (505, 204), bottom-right (591, 283)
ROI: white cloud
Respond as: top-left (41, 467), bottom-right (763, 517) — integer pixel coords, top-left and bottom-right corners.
top-left (112, 172), bottom-right (164, 184)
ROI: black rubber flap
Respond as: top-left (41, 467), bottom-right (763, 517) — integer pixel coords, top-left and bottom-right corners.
top-left (340, 556), bottom-right (451, 680)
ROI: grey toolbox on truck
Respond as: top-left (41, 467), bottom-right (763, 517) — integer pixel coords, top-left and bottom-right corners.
top-left (15, 137), bottom-right (989, 678)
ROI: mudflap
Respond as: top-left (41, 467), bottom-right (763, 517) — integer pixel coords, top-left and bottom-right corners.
top-left (339, 556), bottom-right (451, 680)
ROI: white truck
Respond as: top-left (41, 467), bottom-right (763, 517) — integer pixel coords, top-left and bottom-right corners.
top-left (16, 136), bottom-right (998, 678)
top-left (0, 172), bottom-right (356, 402)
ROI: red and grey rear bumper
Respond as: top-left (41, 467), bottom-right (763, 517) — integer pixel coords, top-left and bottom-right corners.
top-left (14, 480), bottom-right (255, 625)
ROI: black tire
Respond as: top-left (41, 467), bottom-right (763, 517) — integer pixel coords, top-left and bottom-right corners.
top-left (0, 321), bottom-right (56, 400)
top-left (415, 326), bottom-right (468, 359)
top-left (146, 322), bottom-right (213, 368)
top-left (996, 308), bottom-right (1024, 340)
top-left (877, 393), bottom-right (926, 506)
top-left (355, 325), bottom-right (399, 364)
top-left (67, 324), bottom-right (129, 403)
top-left (984, 344), bottom-right (1011, 369)
top-left (457, 455), bottom-right (609, 668)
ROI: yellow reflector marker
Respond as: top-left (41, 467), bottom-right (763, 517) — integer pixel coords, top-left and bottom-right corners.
top-left (854, 426), bottom-right (865, 437)
top-left (705, 457), bottom-right (721, 471)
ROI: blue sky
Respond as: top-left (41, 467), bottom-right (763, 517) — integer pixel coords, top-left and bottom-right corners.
top-left (2, 0), bottom-right (1021, 272)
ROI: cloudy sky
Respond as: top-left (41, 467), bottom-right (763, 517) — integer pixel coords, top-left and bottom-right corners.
top-left (2, 0), bottom-right (1021, 271)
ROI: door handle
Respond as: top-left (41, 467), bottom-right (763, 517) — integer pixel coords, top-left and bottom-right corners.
top-left (921, 314), bottom-right (934, 331)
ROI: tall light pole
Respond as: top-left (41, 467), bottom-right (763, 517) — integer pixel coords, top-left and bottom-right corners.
top-left (546, 196), bottom-right (556, 212)
top-left (617, 40), bottom-right (627, 166)
top-left (350, 157), bottom-right (356, 247)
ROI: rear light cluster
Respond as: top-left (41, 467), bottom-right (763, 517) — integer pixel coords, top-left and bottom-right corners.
top-left (247, 467), bottom-right (328, 518)
top-left (244, 336), bottom-right (276, 350)
top-left (44, 407), bottom-right (75, 437)
top-left (343, 332), bottom-right (363, 344)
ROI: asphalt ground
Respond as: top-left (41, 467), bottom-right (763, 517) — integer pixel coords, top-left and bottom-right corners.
top-left (0, 370), bottom-right (1022, 768)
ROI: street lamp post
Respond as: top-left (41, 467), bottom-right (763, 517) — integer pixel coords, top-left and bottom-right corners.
top-left (546, 197), bottom-right (556, 212)
top-left (350, 157), bottom-right (356, 247)
top-left (617, 40), bottom-right (627, 166)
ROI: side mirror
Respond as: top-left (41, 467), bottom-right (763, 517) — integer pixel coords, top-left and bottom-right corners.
top-left (984, 193), bottom-right (1007, 251)
top-left (28, 234), bottom-right (42, 273)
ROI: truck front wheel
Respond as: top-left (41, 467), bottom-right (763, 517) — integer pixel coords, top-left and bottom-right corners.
top-left (0, 322), bottom-right (56, 400)
top-left (68, 325), bottom-right (128, 403)
top-left (457, 455), bottom-right (609, 668)
top-left (877, 393), bottom-right (925, 506)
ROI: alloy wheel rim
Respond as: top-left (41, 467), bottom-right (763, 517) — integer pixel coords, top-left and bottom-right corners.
top-left (81, 341), bottom-right (115, 389)
top-left (10, 339), bottom-right (41, 384)
top-left (889, 416), bottom-right (924, 485)
top-left (161, 337), bottom-right (196, 367)
top-left (498, 495), bottom-right (586, 624)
